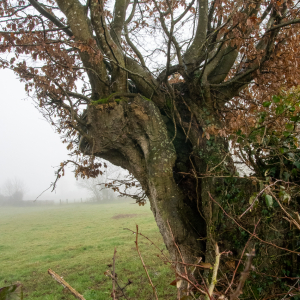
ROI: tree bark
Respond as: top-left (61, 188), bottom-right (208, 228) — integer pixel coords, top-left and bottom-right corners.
top-left (80, 95), bottom-right (207, 279)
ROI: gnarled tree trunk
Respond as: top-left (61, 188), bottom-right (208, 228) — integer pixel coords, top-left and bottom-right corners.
top-left (81, 96), bottom-right (207, 271)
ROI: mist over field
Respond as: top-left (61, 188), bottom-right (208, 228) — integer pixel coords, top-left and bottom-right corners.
top-left (0, 70), bottom-right (128, 203)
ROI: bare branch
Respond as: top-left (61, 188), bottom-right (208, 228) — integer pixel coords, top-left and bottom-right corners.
top-left (174, 0), bottom-right (196, 25)
top-left (28, 0), bottom-right (73, 37)
top-left (208, 192), bottom-right (300, 255)
top-left (0, 26), bottom-right (70, 34)
top-left (111, 0), bottom-right (128, 46)
top-left (230, 249), bottom-right (256, 300)
top-left (124, 23), bottom-right (146, 67)
top-left (183, 0), bottom-right (208, 67)
top-left (125, 0), bottom-right (137, 24)
top-left (205, 243), bottom-right (220, 300)
top-left (48, 269), bottom-right (86, 300)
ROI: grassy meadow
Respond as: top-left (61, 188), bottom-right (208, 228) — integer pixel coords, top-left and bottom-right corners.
top-left (0, 202), bottom-right (176, 299)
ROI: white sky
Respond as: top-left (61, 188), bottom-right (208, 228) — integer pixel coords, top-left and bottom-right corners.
top-left (0, 69), bottom-right (90, 202)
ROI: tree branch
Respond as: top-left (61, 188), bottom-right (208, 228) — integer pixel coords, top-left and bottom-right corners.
top-left (28, 0), bottom-right (73, 37)
top-left (48, 269), bottom-right (86, 300)
top-left (266, 18), bottom-right (300, 32)
top-left (0, 26), bottom-right (70, 35)
top-left (205, 243), bottom-right (220, 300)
top-left (174, 0), bottom-right (196, 25)
top-left (123, 0), bottom-right (146, 67)
top-left (183, 0), bottom-right (208, 66)
top-left (230, 249), bottom-right (255, 300)
top-left (124, 24), bottom-right (146, 67)
top-left (56, 0), bottom-right (109, 98)
top-left (111, 0), bottom-right (128, 46)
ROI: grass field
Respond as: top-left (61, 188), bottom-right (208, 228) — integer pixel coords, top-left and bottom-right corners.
top-left (0, 202), bottom-right (176, 299)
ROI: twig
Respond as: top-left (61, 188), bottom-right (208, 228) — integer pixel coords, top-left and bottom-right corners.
top-left (225, 219), bottom-right (260, 294)
top-left (112, 247), bottom-right (117, 300)
top-left (105, 266), bottom-right (130, 300)
top-left (263, 293), bottom-right (299, 300)
top-left (124, 227), bottom-right (202, 298)
top-left (167, 220), bottom-right (185, 265)
top-left (125, 226), bottom-right (208, 296)
top-left (196, 268), bottom-right (213, 298)
top-left (239, 180), bottom-right (281, 219)
top-left (269, 190), bottom-right (300, 230)
top-left (230, 249), bottom-right (256, 300)
top-left (176, 272), bottom-right (207, 295)
top-left (123, 227), bottom-right (170, 262)
top-left (48, 269), bottom-right (86, 300)
top-left (208, 192), bottom-right (300, 255)
top-left (34, 183), bottom-right (53, 201)
top-left (135, 225), bottom-right (159, 300)
top-left (205, 243), bottom-right (220, 300)
top-left (162, 260), bottom-right (216, 269)
top-left (281, 279), bottom-right (299, 300)
top-left (167, 221), bottom-right (188, 285)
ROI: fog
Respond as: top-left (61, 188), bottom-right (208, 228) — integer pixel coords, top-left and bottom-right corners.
top-left (0, 69), bottom-right (93, 202)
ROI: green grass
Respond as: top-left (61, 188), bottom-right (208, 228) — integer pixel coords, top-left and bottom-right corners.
top-left (0, 202), bottom-right (176, 299)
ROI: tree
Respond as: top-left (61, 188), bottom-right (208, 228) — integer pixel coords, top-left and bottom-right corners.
top-left (1, 178), bottom-right (25, 205)
top-left (77, 176), bottom-right (108, 201)
top-left (1, 0), bottom-right (300, 296)
top-left (77, 161), bottom-right (121, 201)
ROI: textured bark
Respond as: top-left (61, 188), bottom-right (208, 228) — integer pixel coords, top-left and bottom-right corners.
top-left (80, 96), bottom-right (206, 276)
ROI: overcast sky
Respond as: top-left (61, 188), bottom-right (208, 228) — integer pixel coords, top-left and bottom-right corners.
top-left (0, 69), bottom-right (91, 202)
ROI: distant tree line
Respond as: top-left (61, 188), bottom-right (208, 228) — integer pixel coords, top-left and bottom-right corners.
top-left (0, 178), bottom-right (25, 206)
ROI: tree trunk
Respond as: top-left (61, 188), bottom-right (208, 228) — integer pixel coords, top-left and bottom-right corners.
top-left (80, 93), bottom-right (292, 296)
top-left (81, 94), bottom-right (240, 266)
top-left (81, 96), bottom-right (206, 275)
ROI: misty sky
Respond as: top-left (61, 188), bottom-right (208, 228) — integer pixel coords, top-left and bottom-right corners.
top-left (0, 69), bottom-right (92, 201)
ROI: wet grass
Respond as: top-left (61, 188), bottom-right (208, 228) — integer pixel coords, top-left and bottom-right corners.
top-left (0, 202), bottom-right (176, 299)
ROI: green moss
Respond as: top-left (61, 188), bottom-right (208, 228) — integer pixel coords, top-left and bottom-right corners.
top-left (91, 97), bottom-right (110, 105)
top-left (91, 93), bottom-right (128, 105)
top-left (91, 93), bottom-right (116, 105)
top-left (141, 95), bottom-right (151, 102)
